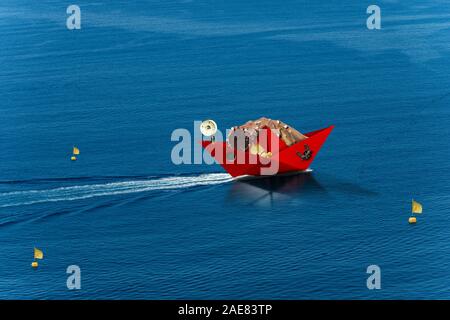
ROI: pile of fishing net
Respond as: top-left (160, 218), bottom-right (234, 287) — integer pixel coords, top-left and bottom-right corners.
top-left (227, 117), bottom-right (308, 155)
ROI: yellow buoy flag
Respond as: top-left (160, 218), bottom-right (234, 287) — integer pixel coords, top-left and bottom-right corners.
top-left (73, 146), bottom-right (80, 155)
top-left (34, 247), bottom-right (44, 260)
top-left (412, 200), bottom-right (423, 214)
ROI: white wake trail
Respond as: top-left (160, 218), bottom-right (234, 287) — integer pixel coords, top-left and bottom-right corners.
top-left (0, 173), bottom-right (232, 208)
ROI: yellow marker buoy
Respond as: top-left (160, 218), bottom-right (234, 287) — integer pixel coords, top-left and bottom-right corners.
top-left (31, 247), bottom-right (43, 268)
top-left (409, 199), bottom-right (422, 224)
top-left (71, 146), bottom-right (80, 161)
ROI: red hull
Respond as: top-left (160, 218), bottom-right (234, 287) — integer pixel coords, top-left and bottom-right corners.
top-left (202, 125), bottom-right (334, 177)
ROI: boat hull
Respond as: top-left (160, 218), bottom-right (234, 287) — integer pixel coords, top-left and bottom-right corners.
top-left (202, 125), bottom-right (334, 177)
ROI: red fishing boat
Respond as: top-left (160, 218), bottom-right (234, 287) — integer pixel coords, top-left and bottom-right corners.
top-left (201, 123), bottom-right (334, 178)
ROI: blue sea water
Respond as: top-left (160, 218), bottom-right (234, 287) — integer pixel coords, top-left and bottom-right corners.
top-left (1, 0), bottom-right (450, 299)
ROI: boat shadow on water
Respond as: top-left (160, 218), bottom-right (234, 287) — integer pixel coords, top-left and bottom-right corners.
top-left (226, 171), bottom-right (327, 206)
top-left (226, 171), bottom-right (379, 207)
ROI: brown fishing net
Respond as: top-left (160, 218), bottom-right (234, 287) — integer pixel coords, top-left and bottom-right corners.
top-left (227, 117), bottom-right (308, 153)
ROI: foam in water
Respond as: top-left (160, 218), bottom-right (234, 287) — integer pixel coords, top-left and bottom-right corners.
top-left (0, 173), bottom-right (232, 208)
